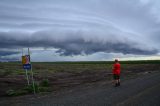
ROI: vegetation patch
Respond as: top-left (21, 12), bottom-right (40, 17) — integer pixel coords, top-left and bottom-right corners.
top-left (1, 61), bottom-right (160, 97)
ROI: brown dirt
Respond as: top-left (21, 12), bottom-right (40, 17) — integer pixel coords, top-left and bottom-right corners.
top-left (0, 64), bottom-right (159, 97)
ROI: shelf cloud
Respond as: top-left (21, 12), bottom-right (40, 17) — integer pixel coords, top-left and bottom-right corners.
top-left (0, 0), bottom-right (160, 61)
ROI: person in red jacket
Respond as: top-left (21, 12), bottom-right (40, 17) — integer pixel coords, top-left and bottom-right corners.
top-left (112, 59), bottom-right (121, 87)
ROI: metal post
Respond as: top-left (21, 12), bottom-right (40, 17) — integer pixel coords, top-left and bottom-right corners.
top-left (31, 66), bottom-right (36, 94)
top-left (22, 48), bottom-right (30, 85)
top-left (28, 48), bottom-right (36, 94)
top-left (25, 69), bottom-right (30, 85)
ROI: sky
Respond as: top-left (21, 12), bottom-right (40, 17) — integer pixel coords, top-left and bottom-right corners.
top-left (0, 0), bottom-right (160, 61)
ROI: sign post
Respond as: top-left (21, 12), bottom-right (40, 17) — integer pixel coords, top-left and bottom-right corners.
top-left (28, 48), bottom-right (36, 94)
top-left (25, 69), bottom-right (30, 85)
top-left (22, 48), bottom-right (36, 94)
top-left (22, 51), bottom-right (30, 85)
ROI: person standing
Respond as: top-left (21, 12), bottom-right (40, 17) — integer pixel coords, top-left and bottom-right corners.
top-left (112, 59), bottom-right (121, 87)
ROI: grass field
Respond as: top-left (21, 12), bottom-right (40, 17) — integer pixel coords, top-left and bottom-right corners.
top-left (0, 60), bottom-right (160, 97)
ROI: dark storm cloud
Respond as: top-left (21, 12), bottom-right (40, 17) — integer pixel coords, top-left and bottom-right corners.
top-left (0, 30), bottom-right (158, 56)
top-left (0, 49), bottom-right (20, 61)
top-left (0, 56), bottom-right (19, 62)
top-left (0, 0), bottom-right (160, 58)
top-left (0, 50), bottom-right (19, 56)
top-left (55, 42), bottom-right (158, 56)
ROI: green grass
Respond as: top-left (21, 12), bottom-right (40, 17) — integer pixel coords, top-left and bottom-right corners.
top-left (1, 60), bottom-right (160, 96)
top-left (33, 60), bottom-right (160, 64)
top-left (0, 60), bottom-right (160, 76)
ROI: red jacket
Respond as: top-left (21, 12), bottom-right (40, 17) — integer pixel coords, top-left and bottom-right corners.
top-left (113, 63), bottom-right (121, 75)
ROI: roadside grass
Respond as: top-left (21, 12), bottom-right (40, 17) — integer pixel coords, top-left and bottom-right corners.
top-left (0, 60), bottom-right (159, 76)
top-left (6, 79), bottom-right (51, 96)
top-left (1, 60), bottom-right (160, 96)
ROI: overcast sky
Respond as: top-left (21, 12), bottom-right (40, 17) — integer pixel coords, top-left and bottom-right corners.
top-left (0, 0), bottom-right (160, 61)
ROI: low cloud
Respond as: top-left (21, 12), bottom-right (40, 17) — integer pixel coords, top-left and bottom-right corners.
top-left (0, 0), bottom-right (160, 61)
top-left (0, 50), bottom-right (19, 56)
top-left (0, 29), bottom-right (158, 56)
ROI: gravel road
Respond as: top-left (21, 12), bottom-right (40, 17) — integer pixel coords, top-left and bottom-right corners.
top-left (1, 72), bottom-right (160, 106)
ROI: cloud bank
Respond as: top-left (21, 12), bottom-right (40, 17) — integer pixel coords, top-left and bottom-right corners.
top-left (0, 0), bottom-right (160, 61)
top-left (0, 29), bottom-right (158, 56)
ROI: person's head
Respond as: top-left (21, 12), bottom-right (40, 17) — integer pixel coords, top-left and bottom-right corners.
top-left (115, 59), bottom-right (119, 63)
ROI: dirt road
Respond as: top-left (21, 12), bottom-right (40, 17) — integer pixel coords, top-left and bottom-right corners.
top-left (1, 72), bottom-right (160, 106)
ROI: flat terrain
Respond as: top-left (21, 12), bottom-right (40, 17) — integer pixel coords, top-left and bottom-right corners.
top-left (0, 61), bottom-right (160, 105)
top-left (0, 71), bottom-right (160, 106)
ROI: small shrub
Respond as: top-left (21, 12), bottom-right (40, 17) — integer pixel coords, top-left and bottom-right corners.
top-left (34, 82), bottom-right (40, 93)
top-left (6, 89), bottom-right (29, 96)
top-left (14, 90), bottom-right (28, 96)
top-left (39, 87), bottom-right (51, 92)
top-left (23, 83), bottom-right (40, 93)
top-left (40, 79), bottom-right (49, 87)
top-left (23, 85), bottom-right (33, 93)
top-left (6, 89), bottom-right (16, 96)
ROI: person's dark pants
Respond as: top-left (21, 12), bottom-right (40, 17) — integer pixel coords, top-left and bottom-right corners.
top-left (113, 74), bottom-right (120, 86)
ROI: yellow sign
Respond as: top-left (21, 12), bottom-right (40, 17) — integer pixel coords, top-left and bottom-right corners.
top-left (22, 55), bottom-right (30, 64)
top-left (22, 56), bottom-right (26, 64)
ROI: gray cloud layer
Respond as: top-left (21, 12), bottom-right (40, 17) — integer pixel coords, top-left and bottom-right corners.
top-left (0, 0), bottom-right (160, 59)
top-left (0, 50), bottom-right (19, 56)
top-left (0, 29), bottom-right (158, 56)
